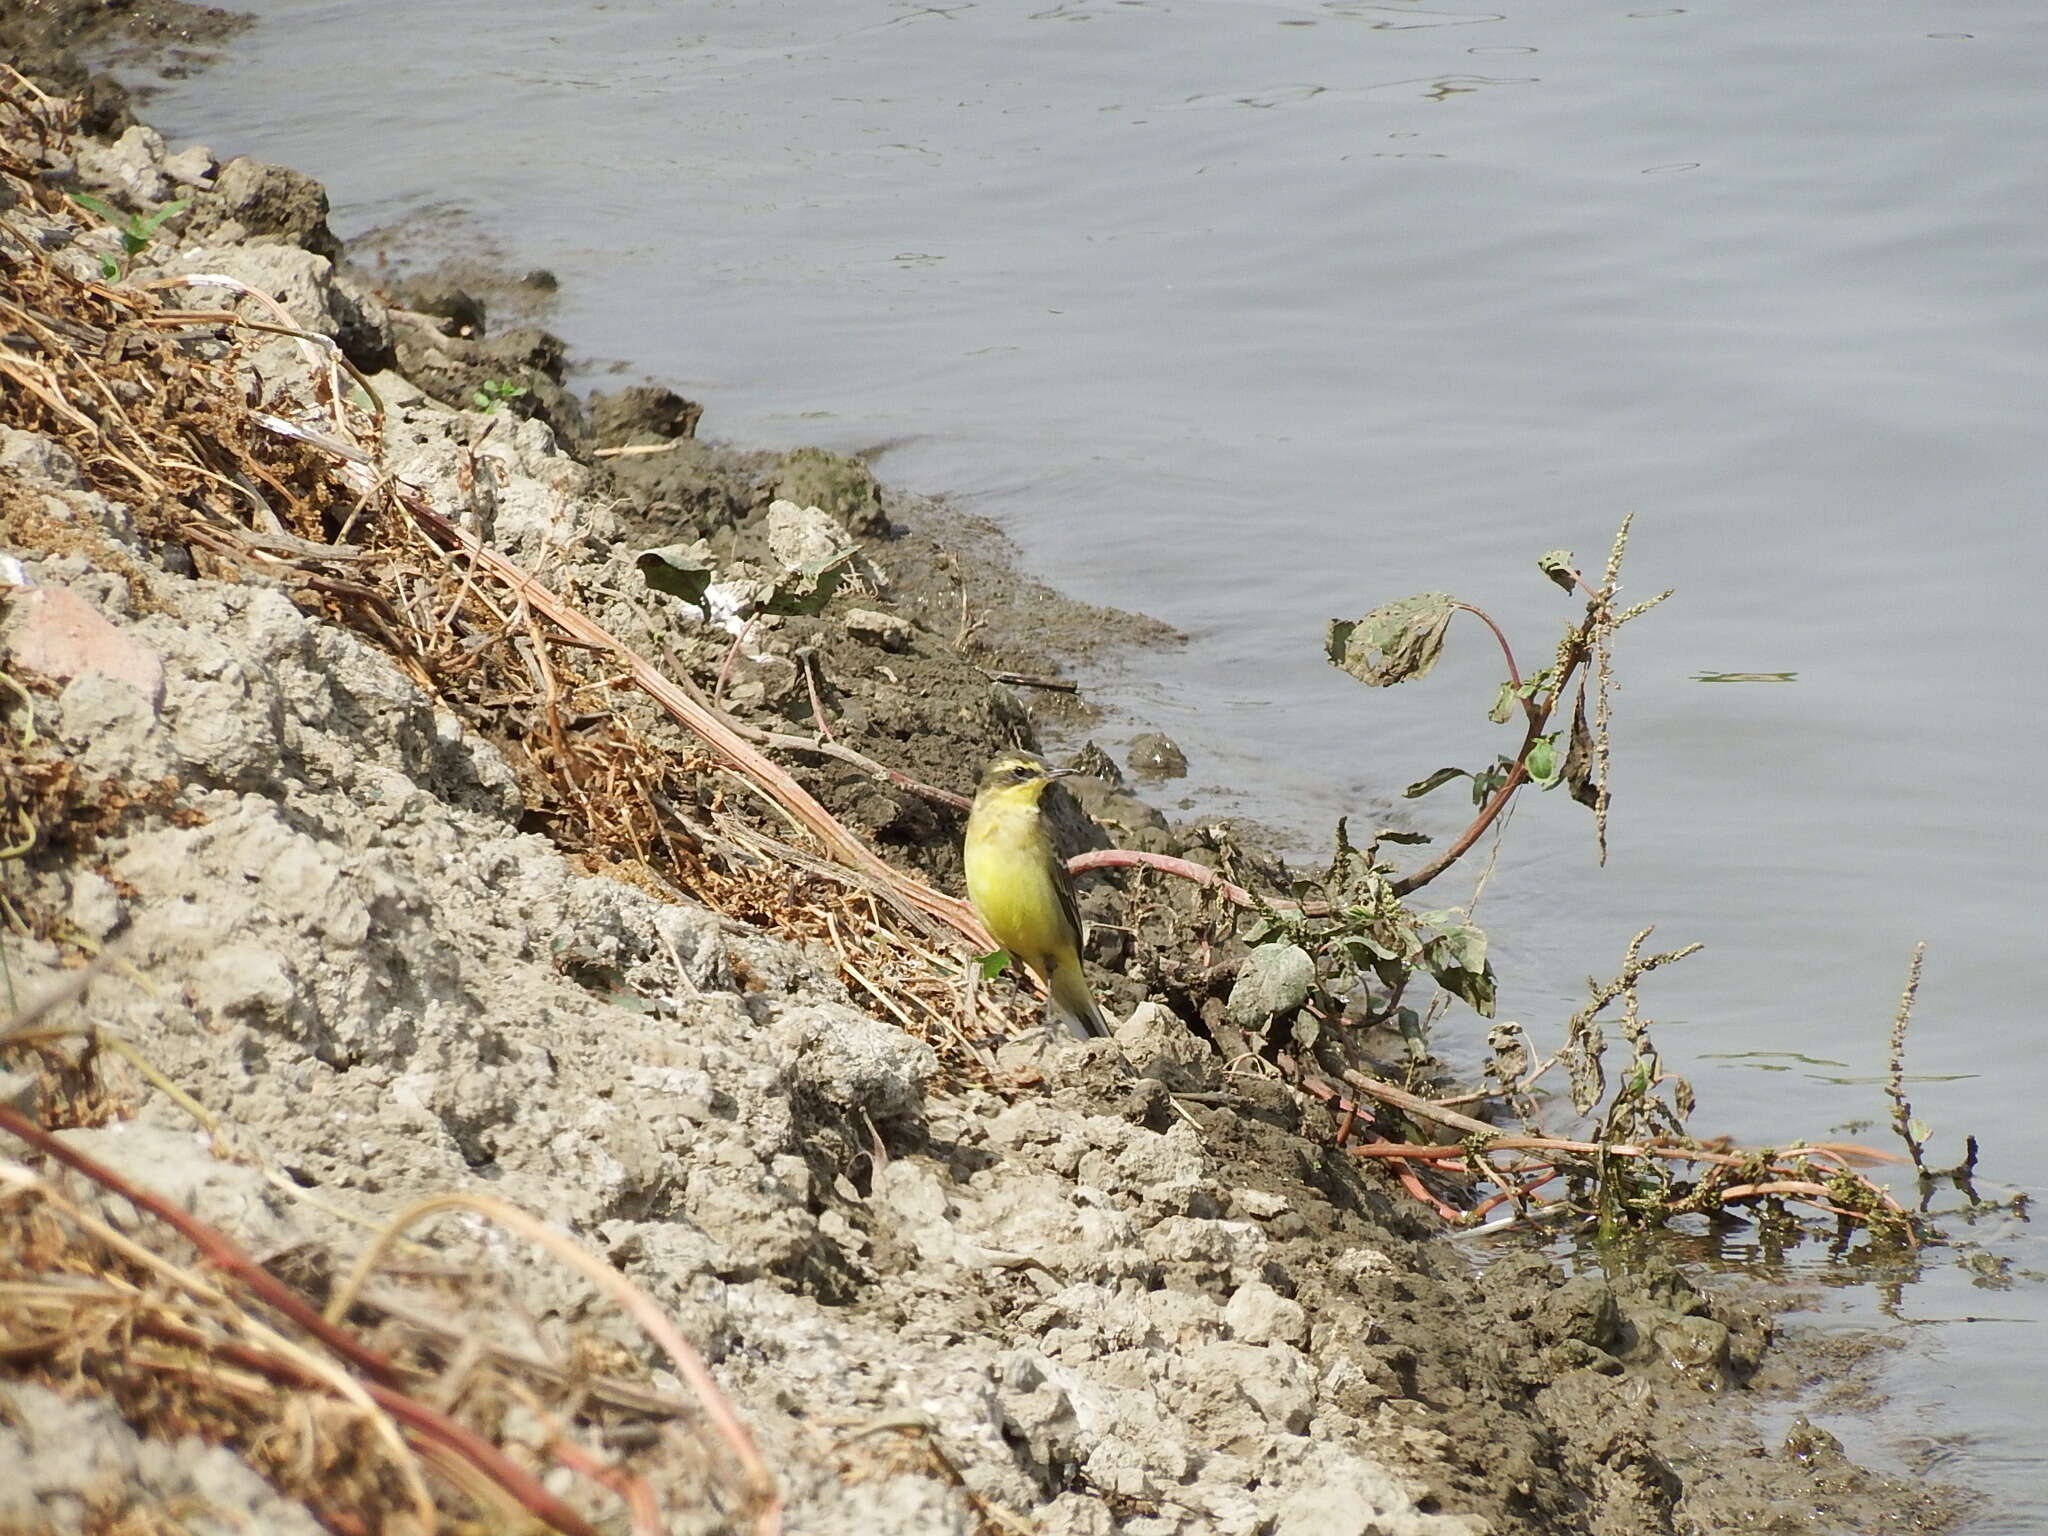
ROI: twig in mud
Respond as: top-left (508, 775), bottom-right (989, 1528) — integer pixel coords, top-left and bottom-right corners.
top-left (798, 646), bottom-right (837, 742)
top-left (977, 668), bottom-right (1078, 694)
top-left (713, 614), bottom-right (758, 704)
top-left (590, 441), bottom-right (687, 459)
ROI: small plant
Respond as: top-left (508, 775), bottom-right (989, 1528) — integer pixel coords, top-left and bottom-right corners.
top-left (470, 379), bottom-right (529, 414)
top-left (1215, 517), bottom-right (1668, 1063)
top-left (67, 192), bottom-right (191, 281)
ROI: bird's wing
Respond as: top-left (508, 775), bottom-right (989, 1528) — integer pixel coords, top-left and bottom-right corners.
top-left (1046, 839), bottom-right (1087, 953)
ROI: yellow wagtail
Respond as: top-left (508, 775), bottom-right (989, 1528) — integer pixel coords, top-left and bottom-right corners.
top-left (963, 753), bottom-right (1110, 1039)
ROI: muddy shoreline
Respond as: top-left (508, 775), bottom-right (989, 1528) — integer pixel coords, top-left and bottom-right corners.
top-left (0, 8), bottom-right (1965, 1533)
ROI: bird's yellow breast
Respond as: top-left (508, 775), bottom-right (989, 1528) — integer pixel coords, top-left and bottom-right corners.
top-left (963, 793), bottom-right (1072, 963)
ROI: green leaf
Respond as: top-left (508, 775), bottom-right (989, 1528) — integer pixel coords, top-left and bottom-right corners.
top-left (1403, 767), bottom-right (1469, 800)
top-left (1525, 733), bottom-right (1562, 789)
top-left (1338, 932), bottom-right (1399, 967)
top-left (1487, 681), bottom-right (1515, 725)
top-left (133, 197), bottom-right (192, 239)
top-left (98, 254), bottom-right (119, 281)
top-left (68, 191), bottom-right (120, 222)
top-left (977, 949), bottom-right (1012, 980)
top-left (1908, 1117), bottom-right (1932, 1146)
top-left (636, 541), bottom-right (718, 607)
top-left (1470, 759), bottom-right (1512, 805)
top-left (1325, 592), bottom-right (1457, 688)
top-left (1423, 925), bottom-right (1496, 1017)
top-left (1537, 549), bottom-right (1580, 592)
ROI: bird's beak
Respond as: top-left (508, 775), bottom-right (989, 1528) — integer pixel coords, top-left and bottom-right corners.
top-left (1045, 767), bottom-right (1079, 780)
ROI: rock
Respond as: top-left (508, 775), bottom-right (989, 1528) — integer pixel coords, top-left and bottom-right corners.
top-left (489, 324), bottom-right (565, 374)
top-left (1113, 1000), bottom-right (1215, 1087)
top-left (1226, 941), bottom-right (1316, 1028)
top-left (1781, 1414), bottom-right (1847, 1466)
top-left (0, 1382), bottom-right (325, 1536)
top-left (782, 1002), bottom-right (936, 1126)
top-left (1653, 1314), bottom-right (1733, 1385)
top-left (1224, 1279), bottom-right (1309, 1346)
top-left (154, 241), bottom-right (336, 335)
top-left (387, 276), bottom-right (488, 337)
top-left (763, 446), bottom-right (889, 536)
top-left (329, 266), bottom-right (397, 372)
top-left (1271, 1457), bottom-right (1479, 1536)
top-left (2, 585), bottom-right (164, 708)
top-left (386, 312), bottom-right (585, 443)
top-left (186, 156), bottom-right (337, 254)
top-left (57, 1122), bottom-right (314, 1257)
top-left (71, 123), bottom-right (170, 205)
top-left (0, 426), bottom-right (85, 489)
top-left (843, 606), bottom-right (915, 652)
top-left (67, 870), bottom-right (124, 941)
top-left (1127, 731), bottom-right (1188, 779)
top-left (1063, 740), bottom-right (1123, 787)
top-left (161, 143), bottom-right (215, 188)
top-left (1539, 1274), bottom-right (1622, 1352)
top-left (587, 383), bottom-right (702, 446)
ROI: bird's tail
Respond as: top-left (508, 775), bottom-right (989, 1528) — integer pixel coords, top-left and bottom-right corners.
top-left (1046, 951), bottom-right (1110, 1040)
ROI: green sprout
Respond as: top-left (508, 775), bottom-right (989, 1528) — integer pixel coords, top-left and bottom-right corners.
top-left (68, 192), bottom-right (192, 280)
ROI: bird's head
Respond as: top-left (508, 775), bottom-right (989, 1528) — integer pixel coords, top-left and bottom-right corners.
top-left (974, 752), bottom-right (1071, 808)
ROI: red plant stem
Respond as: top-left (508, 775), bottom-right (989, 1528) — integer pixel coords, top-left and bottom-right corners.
top-left (0, 1103), bottom-right (407, 1390)
top-left (134, 1312), bottom-right (602, 1536)
top-left (1390, 618), bottom-right (1595, 897)
top-left (1388, 1157), bottom-right (1464, 1222)
top-left (1391, 746), bottom-right (1535, 899)
top-left (1450, 602), bottom-right (1523, 696)
top-left (5, 1105), bottom-right (608, 1536)
top-left (1064, 848), bottom-right (1258, 907)
top-left (1467, 1167), bottom-right (1558, 1220)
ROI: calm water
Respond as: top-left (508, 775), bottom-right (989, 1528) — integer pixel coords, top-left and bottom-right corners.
top-left (140, 0), bottom-right (2047, 1522)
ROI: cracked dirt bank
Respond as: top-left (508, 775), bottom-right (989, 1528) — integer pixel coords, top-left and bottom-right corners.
top-left (0, 14), bottom-right (1962, 1535)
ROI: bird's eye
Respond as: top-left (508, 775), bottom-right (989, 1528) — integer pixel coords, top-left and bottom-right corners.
top-left (1010, 764), bottom-right (1036, 783)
